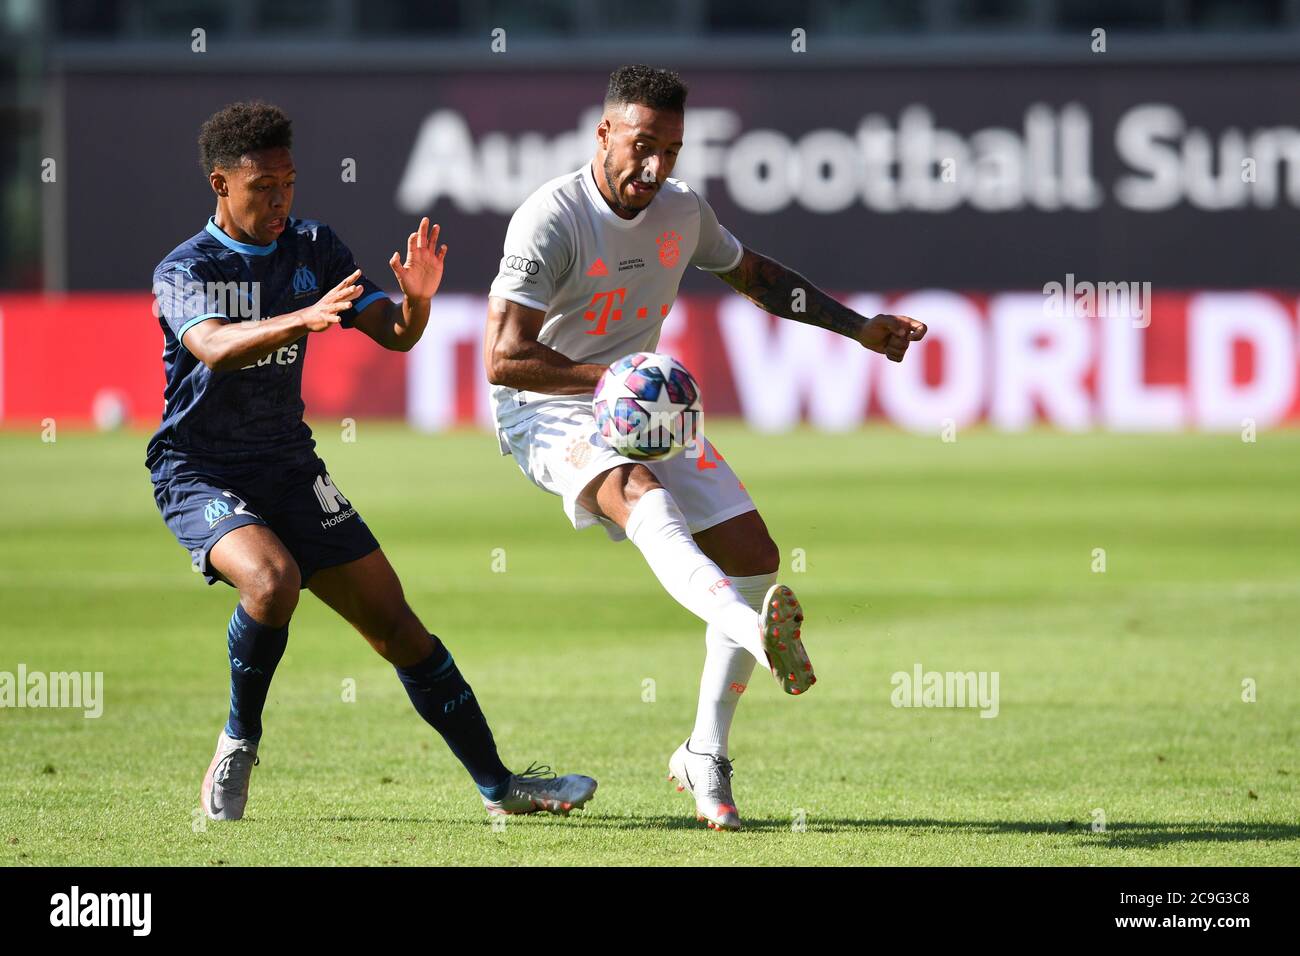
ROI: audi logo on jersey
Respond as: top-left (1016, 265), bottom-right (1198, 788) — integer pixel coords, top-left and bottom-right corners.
top-left (504, 255), bottom-right (540, 275)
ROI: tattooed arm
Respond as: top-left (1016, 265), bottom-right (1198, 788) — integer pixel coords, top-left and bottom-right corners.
top-left (716, 247), bottom-right (926, 362)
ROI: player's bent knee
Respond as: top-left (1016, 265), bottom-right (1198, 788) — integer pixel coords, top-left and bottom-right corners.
top-left (240, 560), bottom-right (301, 623)
top-left (366, 605), bottom-right (429, 666)
top-left (623, 464), bottom-right (662, 501)
top-left (720, 538), bottom-right (779, 577)
top-left (580, 463), bottom-right (659, 522)
top-left (590, 463), bottom-right (661, 517)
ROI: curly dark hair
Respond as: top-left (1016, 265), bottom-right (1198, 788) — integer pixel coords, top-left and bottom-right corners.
top-left (604, 65), bottom-right (688, 114)
top-left (198, 101), bottom-right (293, 174)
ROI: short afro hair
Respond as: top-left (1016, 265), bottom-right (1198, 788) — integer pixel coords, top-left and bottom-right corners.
top-left (604, 65), bottom-right (688, 114)
top-left (198, 101), bottom-right (293, 174)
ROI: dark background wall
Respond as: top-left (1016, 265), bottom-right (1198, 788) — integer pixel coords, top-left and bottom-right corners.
top-left (56, 62), bottom-right (1300, 294)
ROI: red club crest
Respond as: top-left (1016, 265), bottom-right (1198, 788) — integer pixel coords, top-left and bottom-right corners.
top-left (657, 231), bottom-right (681, 268)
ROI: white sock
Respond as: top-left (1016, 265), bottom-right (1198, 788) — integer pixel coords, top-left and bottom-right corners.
top-left (690, 572), bottom-right (775, 757)
top-left (624, 488), bottom-right (768, 667)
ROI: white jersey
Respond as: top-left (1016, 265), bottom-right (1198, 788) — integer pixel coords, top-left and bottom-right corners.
top-left (488, 163), bottom-right (743, 429)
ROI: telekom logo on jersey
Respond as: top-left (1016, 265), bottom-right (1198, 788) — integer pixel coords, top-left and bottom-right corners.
top-left (584, 287), bottom-right (673, 335)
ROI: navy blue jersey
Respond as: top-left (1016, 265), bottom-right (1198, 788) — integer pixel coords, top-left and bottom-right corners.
top-left (146, 217), bottom-right (388, 478)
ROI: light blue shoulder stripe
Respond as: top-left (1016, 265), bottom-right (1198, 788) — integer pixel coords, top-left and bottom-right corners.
top-left (177, 312), bottom-right (225, 351)
top-left (353, 290), bottom-right (390, 313)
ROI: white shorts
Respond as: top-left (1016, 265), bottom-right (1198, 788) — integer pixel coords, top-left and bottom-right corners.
top-left (497, 400), bottom-right (756, 542)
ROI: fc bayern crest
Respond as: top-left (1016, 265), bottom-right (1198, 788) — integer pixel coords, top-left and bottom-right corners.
top-left (657, 231), bottom-right (681, 268)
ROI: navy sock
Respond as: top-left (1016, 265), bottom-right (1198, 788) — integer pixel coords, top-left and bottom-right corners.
top-left (224, 604), bottom-right (289, 743)
top-left (395, 636), bottom-right (512, 799)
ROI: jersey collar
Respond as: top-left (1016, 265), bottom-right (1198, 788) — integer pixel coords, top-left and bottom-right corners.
top-left (205, 217), bottom-right (279, 255)
top-left (581, 163), bottom-right (646, 230)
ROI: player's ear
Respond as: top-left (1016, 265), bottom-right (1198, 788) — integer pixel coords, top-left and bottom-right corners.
top-left (596, 117), bottom-right (610, 150)
top-left (209, 170), bottom-right (228, 198)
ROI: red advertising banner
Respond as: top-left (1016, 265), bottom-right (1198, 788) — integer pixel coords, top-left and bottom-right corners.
top-left (0, 294), bottom-right (406, 428)
top-left (2, 291), bottom-right (1297, 431)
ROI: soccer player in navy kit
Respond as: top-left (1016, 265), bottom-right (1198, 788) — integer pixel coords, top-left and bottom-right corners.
top-left (149, 101), bottom-right (595, 821)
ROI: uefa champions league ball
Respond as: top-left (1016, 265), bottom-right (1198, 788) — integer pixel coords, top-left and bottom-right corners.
top-left (593, 352), bottom-right (702, 461)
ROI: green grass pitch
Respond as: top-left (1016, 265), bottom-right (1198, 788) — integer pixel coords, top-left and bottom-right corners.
top-left (0, 423), bottom-right (1297, 866)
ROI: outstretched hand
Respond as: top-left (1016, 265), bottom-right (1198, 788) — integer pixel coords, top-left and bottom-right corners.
top-left (858, 313), bottom-right (927, 362)
top-left (389, 217), bottom-right (447, 303)
top-left (300, 269), bottom-right (363, 331)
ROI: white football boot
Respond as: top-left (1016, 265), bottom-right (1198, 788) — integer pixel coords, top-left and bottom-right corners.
top-left (760, 583), bottom-right (815, 695)
top-left (482, 763), bottom-right (598, 816)
top-left (668, 739), bottom-right (743, 831)
top-left (200, 732), bottom-right (260, 821)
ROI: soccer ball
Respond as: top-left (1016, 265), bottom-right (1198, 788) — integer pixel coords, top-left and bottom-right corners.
top-left (91, 388), bottom-right (129, 432)
top-left (593, 352), bottom-right (702, 461)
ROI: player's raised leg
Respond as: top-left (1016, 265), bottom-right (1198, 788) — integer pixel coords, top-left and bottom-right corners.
top-left (693, 506), bottom-right (812, 696)
top-left (668, 509), bottom-right (811, 829)
top-left (689, 509), bottom-right (776, 745)
top-left (306, 549), bottom-right (597, 815)
top-left (200, 524), bottom-right (301, 821)
top-left (577, 463), bottom-right (808, 691)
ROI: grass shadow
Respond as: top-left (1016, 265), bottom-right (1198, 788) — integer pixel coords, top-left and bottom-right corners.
top-left (297, 812), bottom-right (1300, 849)
top-left (571, 814), bottom-right (1300, 847)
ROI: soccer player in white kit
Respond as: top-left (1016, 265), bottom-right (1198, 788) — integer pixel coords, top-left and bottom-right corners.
top-left (484, 66), bottom-right (926, 830)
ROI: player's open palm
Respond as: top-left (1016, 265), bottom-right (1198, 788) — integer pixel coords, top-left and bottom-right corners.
top-left (859, 313), bottom-right (927, 362)
top-left (301, 269), bottom-right (363, 331)
top-left (389, 217), bottom-right (447, 302)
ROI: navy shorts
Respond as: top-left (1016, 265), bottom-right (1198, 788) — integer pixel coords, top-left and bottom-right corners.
top-left (152, 457), bottom-right (380, 587)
